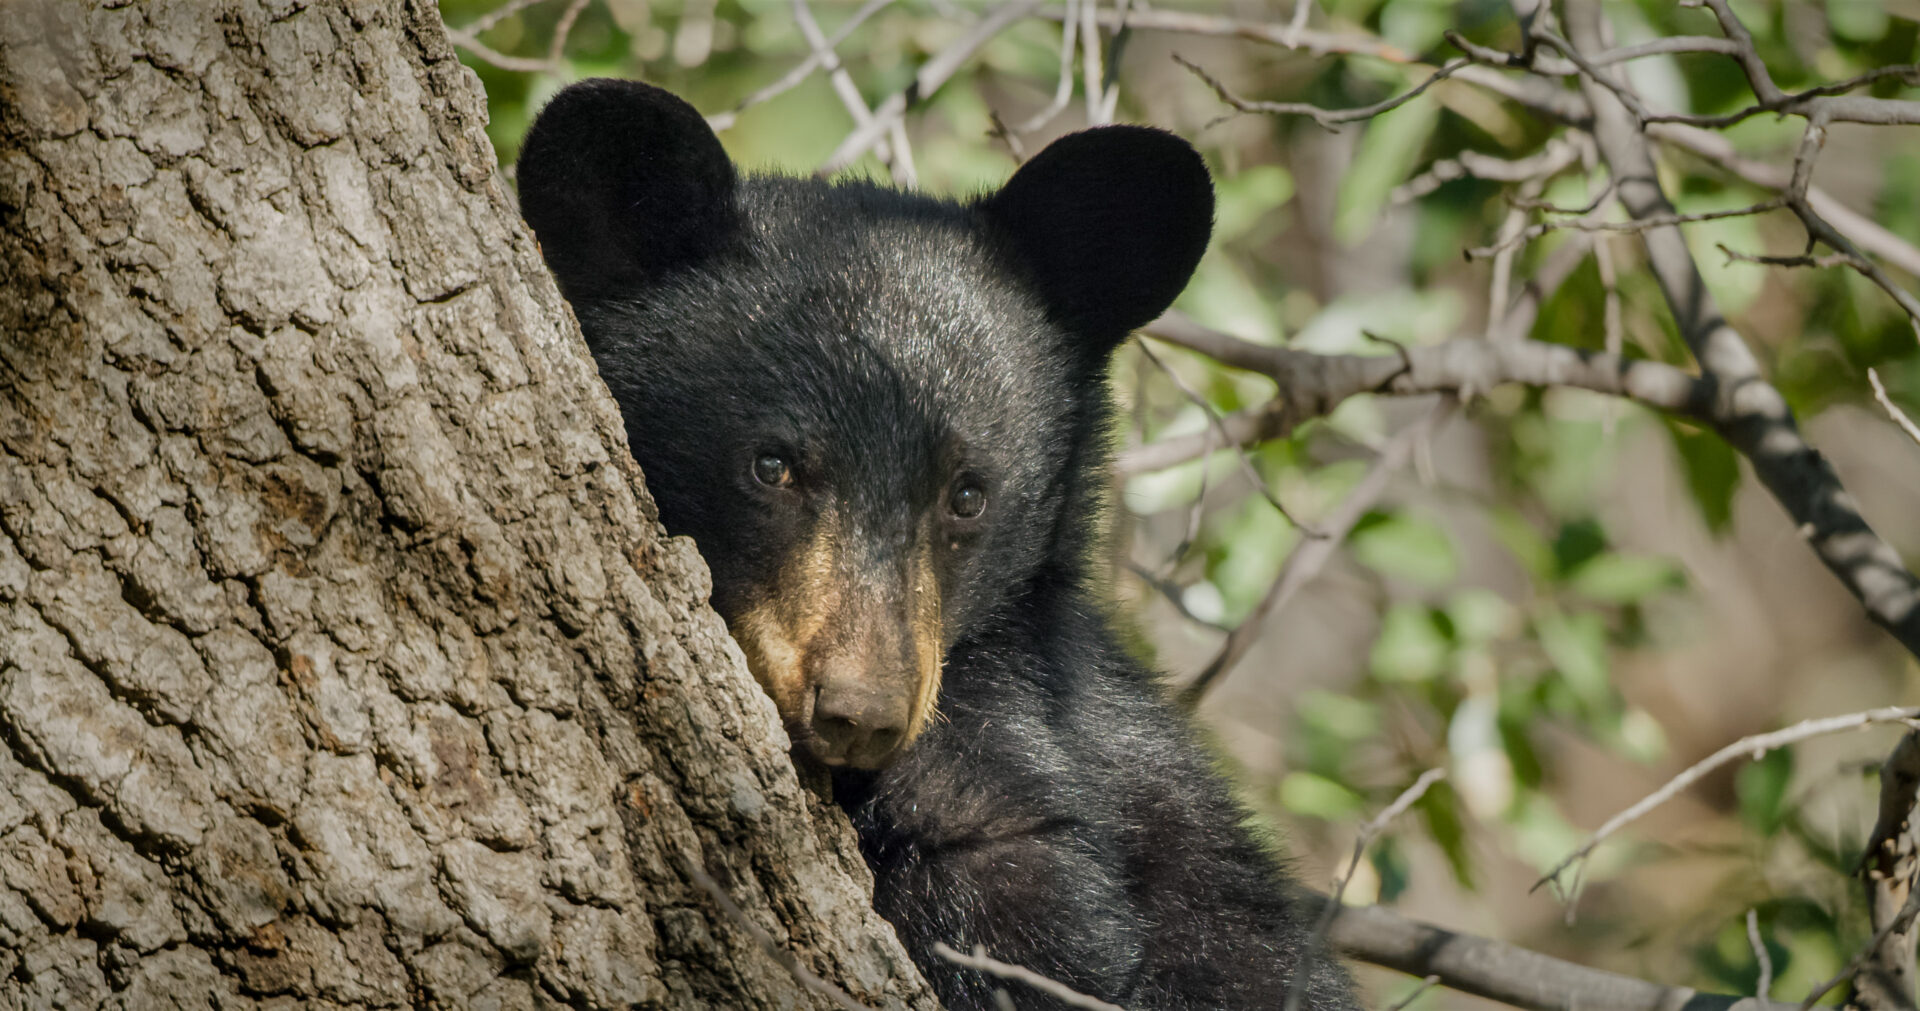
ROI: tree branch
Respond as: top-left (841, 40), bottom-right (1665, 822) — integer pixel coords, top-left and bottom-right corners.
top-left (1330, 902), bottom-right (1801, 1011)
top-left (1562, 0), bottom-right (1920, 662)
top-left (818, 0), bottom-right (1042, 173)
top-left (1536, 707), bottom-right (1920, 897)
top-left (1846, 731), bottom-right (1920, 1010)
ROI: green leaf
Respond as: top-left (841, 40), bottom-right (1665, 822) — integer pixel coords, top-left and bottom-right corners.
top-left (1491, 508), bottom-right (1556, 582)
top-left (1351, 510), bottom-right (1459, 586)
top-left (1534, 609), bottom-right (1610, 707)
top-left (1666, 419), bottom-right (1740, 534)
top-left (1213, 164), bottom-right (1294, 246)
top-left (1335, 95), bottom-right (1441, 244)
top-left (1552, 518), bottom-right (1608, 578)
top-left (1568, 553), bottom-right (1685, 604)
top-left (1369, 839), bottom-right (1412, 905)
top-left (1371, 603), bottom-right (1452, 683)
top-left (1736, 747), bottom-right (1794, 835)
top-left (1298, 690), bottom-right (1382, 742)
top-left (1278, 771), bottom-right (1366, 820)
top-left (1447, 589), bottom-right (1516, 644)
top-left (1829, 0), bottom-right (1889, 42)
top-left (1418, 782), bottom-right (1475, 887)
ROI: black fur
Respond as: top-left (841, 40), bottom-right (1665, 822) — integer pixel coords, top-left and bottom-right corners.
top-left (518, 79), bottom-right (1360, 1010)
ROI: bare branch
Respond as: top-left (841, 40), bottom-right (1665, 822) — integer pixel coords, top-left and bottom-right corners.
top-left (1078, 0), bottom-right (1102, 123)
top-left (1048, 5), bottom-right (1595, 124)
top-left (819, 0), bottom-right (1043, 174)
top-left (1287, 769), bottom-right (1448, 1011)
top-left (1391, 135), bottom-right (1585, 205)
top-left (1009, 0), bottom-right (1079, 133)
top-left (1331, 901), bottom-right (1802, 1011)
top-left (1179, 400), bottom-right (1454, 708)
top-left (1534, 707), bottom-right (1920, 895)
top-left (1125, 562), bottom-right (1230, 633)
top-left (1177, 53), bottom-right (1472, 131)
top-left (1652, 124), bottom-right (1920, 279)
top-left (1041, 4), bottom-right (1406, 61)
top-left (1463, 197), bottom-right (1787, 261)
top-left (1143, 314), bottom-right (1717, 422)
top-left (1590, 35), bottom-right (1741, 64)
top-left (931, 943), bottom-right (1128, 1011)
top-left (1564, 0), bottom-right (1920, 661)
top-left (545, 0), bottom-right (589, 66)
top-left (1135, 338), bottom-right (1319, 533)
top-left (454, 0), bottom-right (557, 38)
top-left (1803, 883), bottom-right (1920, 1010)
top-left (1116, 399), bottom-right (1290, 476)
top-left (1845, 730), bottom-right (1920, 1010)
top-left (707, 0), bottom-right (894, 133)
top-left (443, 28), bottom-right (558, 74)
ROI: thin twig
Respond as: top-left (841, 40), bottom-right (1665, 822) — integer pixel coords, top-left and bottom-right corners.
top-left (1651, 123), bottom-right (1920, 279)
top-left (1463, 197), bottom-right (1787, 261)
top-left (707, 0), bottom-right (894, 132)
top-left (932, 943), bottom-right (1128, 1011)
top-left (1565, 0), bottom-right (1920, 659)
top-left (1746, 909), bottom-right (1773, 1002)
top-left (1534, 707), bottom-right (1920, 895)
top-left (456, 0), bottom-right (556, 38)
top-left (1010, 0), bottom-right (1079, 133)
top-left (1177, 53), bottom-right (1472, 131)
top-left (1332, 900), bottom-right (1805, 1011)
top-left (1869, 369), bottom-right (1920, 450)
top-left (1286, 769), bottom-right (1448, 1011)
top-left (444, 29), bottom-right (558, 73)
top-left (545, 0), bottom-right (589, 66)
top-left (819, 0), bottom-right (1043, 173)
top-left (1390, 136), bottom-right (1584, 206)
top-left (1180, 400), bottom-right (1454, 708)
top-left (1125, 562), bottom-right (1231, 633)
top-left (1136, 338), bottom-right (1318, 533)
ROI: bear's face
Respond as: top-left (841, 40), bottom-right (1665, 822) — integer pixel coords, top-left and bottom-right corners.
top-left (518, 81), bottom-right (1211, 769)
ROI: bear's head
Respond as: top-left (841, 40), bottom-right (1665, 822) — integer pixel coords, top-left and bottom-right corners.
top-left (518, 80), bottom-right (1212, 769)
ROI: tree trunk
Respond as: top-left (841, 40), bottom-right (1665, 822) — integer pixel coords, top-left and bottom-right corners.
top-left (0, 2), bottom-right (935, 1007)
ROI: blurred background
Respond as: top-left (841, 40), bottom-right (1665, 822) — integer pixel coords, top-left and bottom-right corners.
top-left (439, 1), bottom-right (1920, 1005)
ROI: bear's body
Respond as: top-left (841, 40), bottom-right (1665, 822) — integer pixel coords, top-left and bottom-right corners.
top-left (517, 80), bottom-right (1358, 1010)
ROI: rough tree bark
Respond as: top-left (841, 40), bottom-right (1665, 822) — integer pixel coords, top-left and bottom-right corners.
top-left (0, 1), bottom-right (935, 1007)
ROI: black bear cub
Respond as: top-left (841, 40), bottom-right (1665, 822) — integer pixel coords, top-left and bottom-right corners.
top-left (517, 80), bottom-right (1358, 1010)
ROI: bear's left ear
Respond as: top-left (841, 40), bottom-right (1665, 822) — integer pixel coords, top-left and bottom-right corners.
top-left (516, 79), bottom-right (740, 302)
top-left (977, 126), bottom-right (1213, 368)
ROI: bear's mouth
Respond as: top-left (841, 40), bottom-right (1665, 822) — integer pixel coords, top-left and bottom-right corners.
top-left (723, 522), bottom-right (944, 771)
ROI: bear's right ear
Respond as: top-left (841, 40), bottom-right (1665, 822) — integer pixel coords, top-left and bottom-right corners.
top-left (976, 126), bottom-right (1213, 371)
top-left (516, 79), bottom-right (739, 301)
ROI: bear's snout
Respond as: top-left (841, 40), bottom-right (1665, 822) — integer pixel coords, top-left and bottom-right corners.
top-left (809, 673), bottom-right (912, 768)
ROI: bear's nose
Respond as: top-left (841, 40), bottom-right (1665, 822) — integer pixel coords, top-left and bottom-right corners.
top-left (810, 678), bottom-right (910, 769)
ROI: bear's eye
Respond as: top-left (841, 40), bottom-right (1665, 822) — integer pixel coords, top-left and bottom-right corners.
top-left (949, 482), bottom-right (986, 520)
top-left (752, 453), bottom-right (792, 489)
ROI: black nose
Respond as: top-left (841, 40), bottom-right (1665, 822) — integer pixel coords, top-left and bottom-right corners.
top-left (810, 678), bottom-right (910, 768)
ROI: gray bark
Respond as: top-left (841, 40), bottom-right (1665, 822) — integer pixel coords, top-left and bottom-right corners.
top-left (0, 1), bottom-right (935, 1007)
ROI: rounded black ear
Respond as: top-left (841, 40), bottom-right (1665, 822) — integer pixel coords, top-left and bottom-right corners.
top-left (977, 126), bottom-right (1213, 362)
top-left (516, 79), bottom-right (739, 301)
